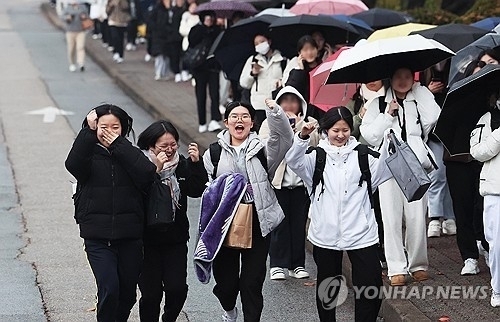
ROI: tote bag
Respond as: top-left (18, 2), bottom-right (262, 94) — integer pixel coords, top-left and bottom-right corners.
top-left (385, 131), bottom-right (431, 202)
top-left (224, 203), bottom-right (253, 249)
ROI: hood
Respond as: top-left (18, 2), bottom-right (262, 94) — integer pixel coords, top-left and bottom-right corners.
top-left (317, 136), bottom-right (359, 157)
top-left (216, 130), bottom-right (263, 158)
top-left (275, 86), bottom-right (307, 118)
top-left (360, 84), bottom-right (386, 102)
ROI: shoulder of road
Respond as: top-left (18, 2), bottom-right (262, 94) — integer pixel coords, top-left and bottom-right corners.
top-left (41, 4), bottom-right (500, 321)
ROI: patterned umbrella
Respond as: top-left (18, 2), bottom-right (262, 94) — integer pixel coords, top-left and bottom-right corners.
top-left (195, 1), bottom-right (258, 19)
top-left (290, 0), bottom-right (368, 16)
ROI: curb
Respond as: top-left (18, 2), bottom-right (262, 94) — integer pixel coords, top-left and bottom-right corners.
top-left (41, 4), bottom-right (430, 321)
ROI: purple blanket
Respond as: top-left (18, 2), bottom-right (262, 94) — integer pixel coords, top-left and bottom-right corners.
top-left (194, 172), bottom-right (247, 284)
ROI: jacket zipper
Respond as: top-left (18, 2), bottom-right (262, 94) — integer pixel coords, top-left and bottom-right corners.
top-left (111, 161), bottom-right (115, 242)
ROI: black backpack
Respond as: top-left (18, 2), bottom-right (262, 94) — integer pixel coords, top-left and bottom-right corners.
top-left (145, 174), bottom-right (175, 228)
top-left (306, 144), bottom-right (380, 208)
top-left (209, 142), bottom-right (268, 180)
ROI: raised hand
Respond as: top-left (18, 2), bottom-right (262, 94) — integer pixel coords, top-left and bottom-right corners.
top-left (188, 143), bottom-right (199, 162)
top-left (86, 109), bottom-right (98, 130)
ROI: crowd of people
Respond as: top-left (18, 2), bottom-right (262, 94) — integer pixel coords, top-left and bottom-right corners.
top-left (60, 0), bottom-right (500, 321)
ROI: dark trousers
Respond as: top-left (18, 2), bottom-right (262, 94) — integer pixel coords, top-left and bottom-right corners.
top-left (84, 239), bottom-right (143, 322)
top-left (230, 80), bottom-right (242, 102)
top-left (313, 245), bottom-right (382, 322)
top-left (101, 19), bottom-right (110, 45)
top-left (212, 211), bottom-right (270, 322)
top-left (270, 187), bottom-right (309, 269)
top-left (253, 110), bottom-right (267, 134)
top-left (192, 69), bottom-right (220, 125)
top-left (92, 19), bottom-right (101, 35)
top-left (139, 243), bottom-right (188, 322)
top-left (126, 19), bottom-right (138, 45)
top-left (110, 26), bottom-right (126, 58)
top-left (165, 42), bottom-right (182, 74)
top-left (445, 161), bottom-right (488, 260)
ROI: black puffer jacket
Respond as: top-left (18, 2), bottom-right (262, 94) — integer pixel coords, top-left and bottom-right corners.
top-left (148, 3), bottom-right (184, 56)
top-left (187, 22), bottom-right (221, 71)
top-left (143, 155), bottom-right (207, 245)
top-left (65, 128), bottom-right (156, 240)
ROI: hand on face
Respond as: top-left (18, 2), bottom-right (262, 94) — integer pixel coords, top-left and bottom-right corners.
top-left (150, 149), bottom-right (168, 172)
top-left (100, 128), bottom-right (119, 147)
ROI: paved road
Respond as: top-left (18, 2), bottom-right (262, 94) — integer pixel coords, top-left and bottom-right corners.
top-left (0, 0), bottom-right (356, 321)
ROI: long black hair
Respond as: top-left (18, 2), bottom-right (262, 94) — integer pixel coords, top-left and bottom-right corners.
top-left (137, 120), bottom-right (179, 150)
top-left (82, 103), bottom-right (134, 138)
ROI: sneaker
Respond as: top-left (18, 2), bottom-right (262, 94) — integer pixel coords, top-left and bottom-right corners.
top-left (144, 54), bottom-right (152, 62)
top-left (427, 219), bottom-right (441, 238)
top-left (181, 70), bottom-right (192, 81)
top-left (115, 57), bottom-right (124, 64)
top-left (112, 53), bottom-right (119, 61)
top-left (478, 240), bottom-right (490, 268)
top-left (412, 270), bottom-right (429, 282)
top-left (198, 124), bottom-right (207, 133)
top-left (390, 274), bottom-right (406, 286)
top-left (491, 293), bottom-right (500, 307)
top-left (125, 43), bottom-right (136, 51)
top-left (174, 73), bottom-right (182, 83)
top-left (219, 104), bottom-right (226, 115)
top-left (79, 65), bottom-right (85, 72)
top-left (208, 120), bottom-right (222, 132)
top-left (91, 34), bottom-right (100, 40)
top-left (102, 42), bottom-right (109, 48)
top-left (461, 258), bottom-right (480, 275)
top-left (270, 267), bottom-right (286, 280)
top-left (289, 267), bottom-right (310, 279)
top-left (69, 64), bottom-right (77, 72)
top-left (222, 307), bottom-right (238, 322)
top-left (154, 74), bottom-right (161, 81)
top-left (442, 219), bottom-right (457, 235)
top-left (191, 78), bottom-right (196, 87)
top-left (107, 46), bottom-right (114, 52)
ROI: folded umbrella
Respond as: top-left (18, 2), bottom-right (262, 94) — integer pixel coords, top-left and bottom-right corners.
top-left (310, 46), bottom-right (358, 111)
top-left (434, 64), bottom-right (500, 156)
top-left (351, 8), bottom-right (413, 30)
top-left (290, 0), bottom-right (368, 16)
top-left (269, 14), bottom-right (360, 57)
top-left (195, 1), bottom-right (257, 19)
top-left (448, 33), bottom-right (500, 85)
top-left (327, 34), bottom-right (455, 84)
top-left (410, 23), bottom-right (488, 52)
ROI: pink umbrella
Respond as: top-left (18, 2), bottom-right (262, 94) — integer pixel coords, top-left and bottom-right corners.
top-left (290, 0), bottom-right (368, 16)
top-left (310, 47), bottom-right (358, 111)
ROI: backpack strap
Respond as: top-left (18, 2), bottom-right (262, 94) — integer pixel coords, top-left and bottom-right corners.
top-left (378, 95), bottom-right (386, 114)
top-left (354, 144), bottom-right (380, 209)
top-left (209, 142), bottom-right (222, 180)
top-left (280, 58), bottom-right (288, 74)
top-left (209, 142), bottom-right (268, 179)
top-left (306, 146), bottom-right (326, 199)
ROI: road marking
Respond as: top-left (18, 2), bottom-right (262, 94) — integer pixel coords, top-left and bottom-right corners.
top-left (25, 106), bottom-right (74, 123)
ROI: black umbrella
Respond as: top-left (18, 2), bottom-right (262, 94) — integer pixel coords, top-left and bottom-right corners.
top-left (194, 1), bottom-right (258, 19)
top-left (351, 8), bottom-right (412, 30)
top-left (269, 15), bottom-right (360, 57)
top-left (209, 15), bottom-right (281, 81)
top-left (410, 24), bottom-right (489, 53)
top-left (434, 64), bottom-right (500, 156)
top-left (448, 33), bottom-right (500, 86)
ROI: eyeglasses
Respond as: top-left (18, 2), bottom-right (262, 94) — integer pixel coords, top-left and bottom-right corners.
top-left (228, 113), bottom-right (252, 122)
top-left (155, 142), bottom-right (178, 151)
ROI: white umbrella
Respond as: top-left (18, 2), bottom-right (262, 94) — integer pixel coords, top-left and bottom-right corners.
top-left (256, 8), bottom-right (295, 17)
top-left (327, 34), bottom-right (455, 84)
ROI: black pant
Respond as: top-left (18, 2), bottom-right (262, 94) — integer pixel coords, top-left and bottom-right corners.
top-left (126, 19), bottom-right (138, 45)
top-left (253, 110), bottom-right (267, 134)
top-left (212, 210), bottom-right (270, 322)
top-left (84, 239), bottom-right (143, 322)
top-left (139, 243), bottom-right (188, 322)
top-left (192, 69), bottom-right (220, 125)
top-left (110, 25), bottom-right (126, 58)
top-left (230, 80), bottom-right (242, 102)
top-left (165, 42), bottom-right (182, 74)
top-left (101, 19), bottom-right (110, 45)
top-left (270, 187), bottom-right (309, 269)
top-left (92, 19), bottom-right (101, 35)
top-left (313, 245), bottom-right (382, 322)
top-left (445, 161), bottom-right (488, 260)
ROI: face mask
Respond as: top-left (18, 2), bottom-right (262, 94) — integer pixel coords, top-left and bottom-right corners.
top-left (255, 41), bottom-right (270, 55)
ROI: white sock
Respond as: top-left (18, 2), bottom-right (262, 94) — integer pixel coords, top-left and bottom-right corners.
top-left (225, 308), bottom-right (237, 319)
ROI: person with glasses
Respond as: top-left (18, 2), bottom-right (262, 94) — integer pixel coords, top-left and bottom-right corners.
top-left (201, 100), bottom-right (293, 322)
top-left (136, 120), bottom-right (207, 322)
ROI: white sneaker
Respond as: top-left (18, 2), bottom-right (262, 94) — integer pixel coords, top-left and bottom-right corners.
top-left (208, 120), bottom-right (222, 132)
top-left (174, 73), bottom-right (182, 83)
top-left (191, 78), bottom-right (196, 87)
top-left (491, 293), bottom-right (500, 307)
top-left (181, 70), bottom-right (192, 81)
top-left (222, 307), bottom-right (238, 322)
top-left (427, 220), bottom-right (441, 238)
top-left (144, 54), bottom-right (152, 62)
top-left (112, 53), bottom-right (119, 61)
top-left (478, 240), bottom-right (490, 268)
top-left (107, 46), bottom-right (114, 52)
top-left (289, 267), bottom-right (310, 279)
top-left (442, 219), bottom-right (457, 235)
top-left (125, 43), bottom-right (136, 51)
top-left (461, 258), bottom-right (480, 275)
top-left (69, 64), bottom-right (77, 72)
top-left (219, 104), bottom-right (226, 115)
top-left (198, 124), bottom-right (207, 133)
top-left (115, 57), bottom-right (124, 64)
top-left (270, 267), bottom-right (286, 280)
top-left (154, 74), bottom-right (161, 81)
top-left (91, 34), bottom-right (99, 40)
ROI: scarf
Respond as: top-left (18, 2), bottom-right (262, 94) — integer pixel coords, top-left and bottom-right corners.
top-left (144, 150), bottom-right (181, 211)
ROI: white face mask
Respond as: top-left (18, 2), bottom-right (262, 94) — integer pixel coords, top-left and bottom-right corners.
top-left (255, 41), bottom-right (270, 55)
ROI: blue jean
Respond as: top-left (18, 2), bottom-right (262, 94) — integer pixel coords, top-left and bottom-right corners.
top-left (427, 140), bottom-right (455, 220)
